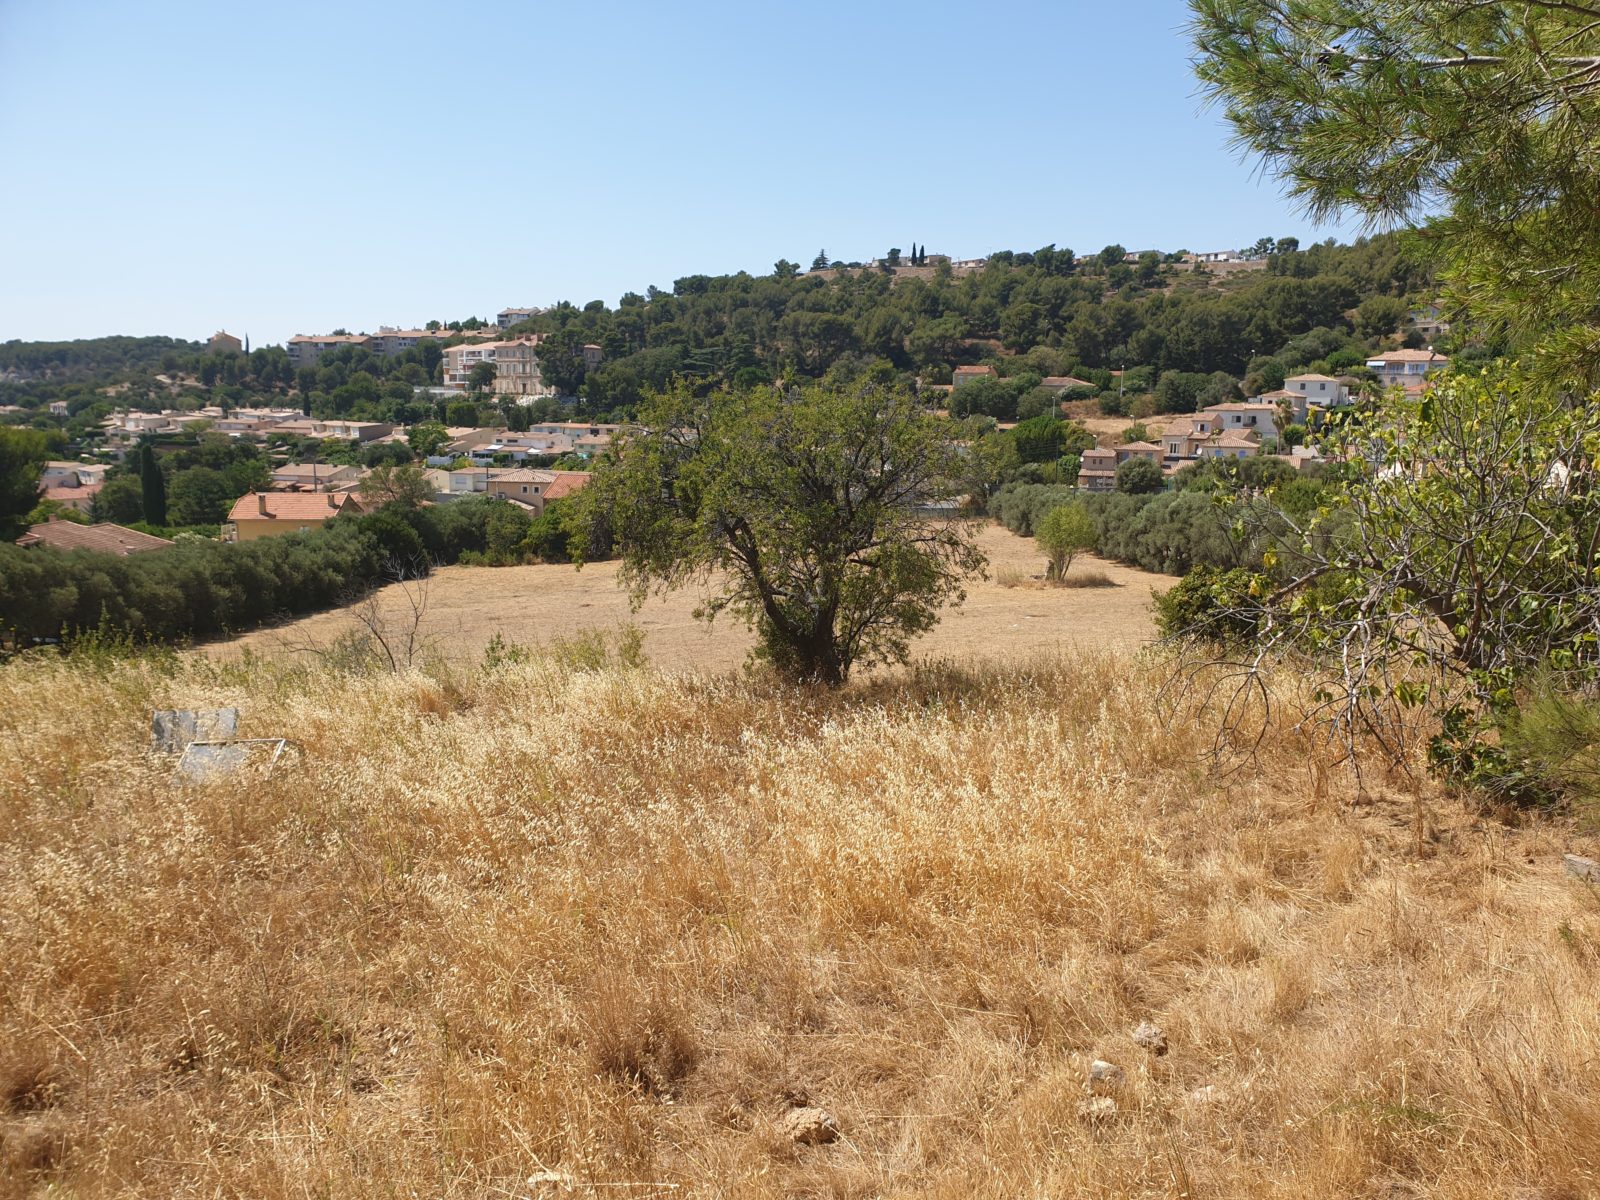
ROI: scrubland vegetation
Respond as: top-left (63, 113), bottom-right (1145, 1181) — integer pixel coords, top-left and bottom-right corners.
top-left (4, 642), bottom-right (1599, 1198)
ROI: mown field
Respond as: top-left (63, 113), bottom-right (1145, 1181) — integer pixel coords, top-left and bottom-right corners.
top-left (3, 640), bottom-right (1600, 1197)
top-left (218, 522), bottom-right (1178, 672)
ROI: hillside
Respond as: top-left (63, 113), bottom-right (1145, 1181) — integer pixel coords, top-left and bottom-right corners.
top-left (3, 646), bottom-right (1598, 1197)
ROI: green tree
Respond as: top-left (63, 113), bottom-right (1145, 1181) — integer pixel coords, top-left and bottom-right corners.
top-left (573, 382), bottom-right (986, 686)
top-left (1191, 0), bottom-right (1600, 386)
top-left (92, 474), bottom-right (144, 525)
top-left (1036, 502), bottom-right (1098, 583)
top-left (166, 467), bottom-right (234, 526)
top-left (1010, 414), bottom-right (1067, 463)
top-left (468, 361), bottom-right (497, 393)
top-left (536, 328), bottom-right (589, 397)
top-left (1355, 295), bottom-right (1408, 339)
top-left (1154, 370), bottom-right (1210, 414)
top-left (0, 428), bottom-right (59, 538)
top-left (408, 421), bottom-right (450, 459)
top-left (1116, 456), bottom-right (1166, 494)
top-left (359, 464), bottom-right (433, 511)
top-left (138, 443), bottom-right (167, 527)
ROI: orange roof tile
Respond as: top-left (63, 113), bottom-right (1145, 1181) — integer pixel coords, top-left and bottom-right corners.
top-left (227, 492), bottom-right (360, 522)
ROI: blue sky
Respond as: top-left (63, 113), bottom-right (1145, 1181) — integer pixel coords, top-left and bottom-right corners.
top-left (0, 0), bottom-right (1358, 346)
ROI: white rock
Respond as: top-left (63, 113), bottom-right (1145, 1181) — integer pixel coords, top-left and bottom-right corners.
top-left (1077, 1095), bottom-right (1117, 1120)
top-left (1088, 1059), bottom-right (1126, 1094)
top-left (779, 1106), bottom-right (840, 1145)
top-left (1132, 1021), bottom-right (1168, 1055)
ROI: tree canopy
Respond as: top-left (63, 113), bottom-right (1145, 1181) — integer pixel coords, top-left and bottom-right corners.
top-left (1191, 0), bottom-right (1600, 385)
top-left (573, 382), bottom-right (985, 685)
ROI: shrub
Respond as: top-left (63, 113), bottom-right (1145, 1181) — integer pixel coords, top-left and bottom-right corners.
top-left (1154, 565), bottom-right (1263, 644)
top-left (1036, 503), bottom-right (1097, 583)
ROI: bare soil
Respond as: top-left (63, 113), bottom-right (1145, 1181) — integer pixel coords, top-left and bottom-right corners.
top-left (218, 522), bottom-right (1179, 671)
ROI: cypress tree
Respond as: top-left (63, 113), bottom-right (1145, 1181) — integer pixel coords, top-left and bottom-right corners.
top-left (139, 443), bottom-right (166, 527)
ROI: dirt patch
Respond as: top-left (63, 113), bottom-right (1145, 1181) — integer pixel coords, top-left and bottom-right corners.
top-left (214, 522), bottom-right (1179, 671)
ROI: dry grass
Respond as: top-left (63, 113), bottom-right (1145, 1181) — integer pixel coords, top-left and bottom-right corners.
top-left (214, 523), bottom-right (1178, 669)
top-left (4, 644), bottom-right (1600, 1198)
top-left (997, 567), bottom-right (1116, 590)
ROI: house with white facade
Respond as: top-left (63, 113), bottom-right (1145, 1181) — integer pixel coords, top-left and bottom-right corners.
top-left (1367, 349), bottom-right (1449, 395)
top-left (1284, 373), bottom-right (1351, 412)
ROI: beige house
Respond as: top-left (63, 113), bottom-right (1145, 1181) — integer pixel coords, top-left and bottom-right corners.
top-left (1197, 429), bottom-right (1263, 460)
top-left (1113, 440), bottom-right (1163, 465)
top-left (441, 340), bottom-right (505, 390)
top-left (225, 491), bottom-right (361, 541)
top-left (1163, 414), bottom-right (1264, 467)
top-left (1077, 447), bottom-right (1117, 491)
top-left (1161, 415), bottom-right (1218, 466)
top-left (272, 419), bottom-right (393, 443)
top-left (952, 365), bottom-right (998, 388)
top-left (425, 467), bottom-right (490, 499)
top-left (285, 333), bottom-right (371, 369)
top-left (497, 307), bottom-right (541, 328)
top-left (270, 463), bottom-right (363, 491)
top-left (208, 330), bottom-right (243, 354)
top-left (486, 467), bottom-right (549, 504)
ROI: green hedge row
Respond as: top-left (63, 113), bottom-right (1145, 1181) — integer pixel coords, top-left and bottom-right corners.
top-left (0, 497), bottom-right (516, 647)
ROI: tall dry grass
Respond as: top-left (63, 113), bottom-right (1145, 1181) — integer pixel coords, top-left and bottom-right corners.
top-left (1, 642), bottom-right (1599, 1197)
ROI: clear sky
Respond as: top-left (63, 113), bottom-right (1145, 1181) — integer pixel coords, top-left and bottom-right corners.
top-left (0, 0), bottom-right (1357, 347)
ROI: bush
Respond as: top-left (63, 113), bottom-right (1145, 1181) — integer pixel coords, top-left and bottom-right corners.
top-left (1154, 565), bottom-right (1263, 644)
top-left (1116, 457), bottom-right (1165, 494)
top-left (0, 496), bottom-right (579, 648)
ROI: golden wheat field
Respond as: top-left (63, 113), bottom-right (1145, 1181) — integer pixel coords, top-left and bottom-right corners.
top-left (4, 642), bottom-right (1600, 1199)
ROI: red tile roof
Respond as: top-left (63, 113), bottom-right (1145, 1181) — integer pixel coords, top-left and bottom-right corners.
top-left (17, 520), bottom-right (173, 556)
top-left (227, 492), bottom-right (360, 522)
top-left (542, 472), bottom-right (591, 501)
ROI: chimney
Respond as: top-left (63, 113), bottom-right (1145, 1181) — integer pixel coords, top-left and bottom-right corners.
top-left (327, 492), bottom-right (338, 510)
top-left (257, 492), bottom-right (268, 515)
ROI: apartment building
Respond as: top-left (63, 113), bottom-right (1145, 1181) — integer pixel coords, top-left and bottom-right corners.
top-left (285, 333), bottom-right (371, 369)
top-left (441, 340), bottom-right (505, 390)
top-left (490, 337), bottom-right (553, 399)
top-left (286, 326), bottom-right (470, 369)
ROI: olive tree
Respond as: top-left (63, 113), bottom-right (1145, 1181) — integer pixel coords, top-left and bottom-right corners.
top-left (1036, 502), bottom-right (1097, 583)
top-left (573, 382), bottom-right (986, 686)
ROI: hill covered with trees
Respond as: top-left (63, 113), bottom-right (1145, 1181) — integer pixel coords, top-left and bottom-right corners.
top-left (0, 234), bottom-right (1459, 437)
